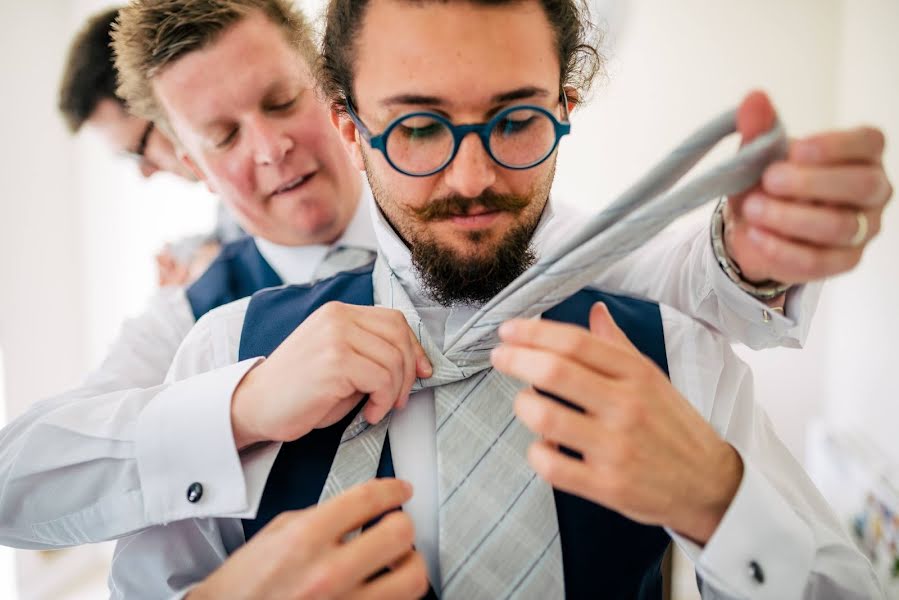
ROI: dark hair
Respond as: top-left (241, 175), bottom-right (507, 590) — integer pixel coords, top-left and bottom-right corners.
top-left (58, 7), bottom-right (124, 133)
top-left (320, 0), bottom-right (602, 111)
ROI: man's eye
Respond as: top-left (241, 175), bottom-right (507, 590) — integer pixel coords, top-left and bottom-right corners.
top-left (270, 97), bottom-right (298, 111)
top-left (398, 122), bottom-right (443, 140)
top-left (497, 116), bottom-right (537, 135)
top-left (217, 128), bottom-right (238, 148)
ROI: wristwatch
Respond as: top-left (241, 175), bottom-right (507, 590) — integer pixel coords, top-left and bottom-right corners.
top-left (710, 198), bottom-right (790, 301)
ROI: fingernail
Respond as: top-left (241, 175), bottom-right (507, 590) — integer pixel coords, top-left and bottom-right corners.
top-left (490, 345), bottom-right (506, 364)
top-left (498, 321), bottom-right (516, 339)
top-left (794, 141), bottom-right (821, 163)
top-left (764, 165), bottom-right (790, 193)
top-left (743, 196), bottom-right (764, 219)
top-left (418, 356), bottom-right (433, 376)
top-left (747, 226), bottom-right (767, 244)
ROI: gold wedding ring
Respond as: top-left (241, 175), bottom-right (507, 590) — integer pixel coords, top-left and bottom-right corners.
top-left (850, 211), bottom-right (869, 247)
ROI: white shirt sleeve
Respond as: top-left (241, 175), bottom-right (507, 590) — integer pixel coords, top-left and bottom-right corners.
top-left (0, 292), bottom-right (279, 549)
top-left (107, 515), bottom-right (247, 600)
top-left (0, 288), bottom-right (193, 549)
top-left (135, 297), bottom-right (281, 527)
top-left (587, 216), bottom-right (822, 350)
top-left (660, 306), bottom-right (882, 599)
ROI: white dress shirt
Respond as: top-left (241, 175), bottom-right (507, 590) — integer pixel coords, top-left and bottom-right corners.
top-left (0, 187), bottom-right (821, 552)
top-left (0, 191), bottom-right (377, 548)
top-left (106, 199), bottom-right (879, 599)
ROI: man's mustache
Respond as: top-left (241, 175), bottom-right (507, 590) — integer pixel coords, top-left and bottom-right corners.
top-left (413, 192), bottom-right (531, 221)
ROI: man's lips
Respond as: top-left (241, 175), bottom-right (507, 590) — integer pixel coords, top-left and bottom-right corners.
top-left (271, 172), bottom-right (316, 196)
top-left (445, 209), bottom-right (504, 229)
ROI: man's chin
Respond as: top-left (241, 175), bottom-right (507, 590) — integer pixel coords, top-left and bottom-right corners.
top-left (268, 211), bottom-right (342, 246)
top-left (428, 223), bottom-right (510, 254)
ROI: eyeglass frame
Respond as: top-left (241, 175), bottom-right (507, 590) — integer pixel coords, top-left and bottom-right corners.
top-left (344, 92), bottom-right (572, 177)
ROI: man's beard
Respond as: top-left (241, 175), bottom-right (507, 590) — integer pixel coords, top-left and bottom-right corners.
top-left (412, 216), bottom-right (538, 306)
top-left (363, 152), bottom-right (549, 306)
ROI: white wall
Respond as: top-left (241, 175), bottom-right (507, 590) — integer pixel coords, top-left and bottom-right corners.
top-left (0, 1), bottom-right (86, 422)
top-left (829, 0), bottom-right (899, 464)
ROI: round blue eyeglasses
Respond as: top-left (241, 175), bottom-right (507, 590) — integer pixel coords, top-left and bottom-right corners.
top-left (345, 95), bottom-right (571, 177)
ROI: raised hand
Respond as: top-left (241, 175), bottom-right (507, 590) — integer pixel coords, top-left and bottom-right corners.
top-left (188, 479), bottom-right (429, 600)
top-left (491, 302), bottom-right (742, 544)
top-left (725, 90), bottom-right (891, 286)
top-left (231, 302), bottom-right (432, 448)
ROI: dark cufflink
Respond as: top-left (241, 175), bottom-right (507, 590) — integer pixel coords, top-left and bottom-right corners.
top-left (748, 560), bottom-right (764, 584)
top-left (186, 482), bottom-right (204, 503)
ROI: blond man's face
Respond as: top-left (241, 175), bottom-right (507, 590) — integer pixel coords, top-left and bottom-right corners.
top-left (152, 12), bottom-right (360, 246)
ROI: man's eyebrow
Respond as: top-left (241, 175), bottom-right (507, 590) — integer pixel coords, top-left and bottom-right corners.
top-left (492, 86), bottom-right (551, 103)
top-left (380, 86), bottom-right (552, 107)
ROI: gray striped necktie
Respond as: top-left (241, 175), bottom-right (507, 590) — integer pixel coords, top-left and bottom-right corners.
top-left (320, 109), bottom-right (787, 598)
top-left (313, 246), bottom-right (377, 281)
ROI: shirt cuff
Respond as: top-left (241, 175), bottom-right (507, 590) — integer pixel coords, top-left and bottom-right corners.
top-left (705, 236), bottom-right (817, 349)
top-left (669, 457), bottom-right (815, 599)
top-left (137, 358), bottom-right (279, 524)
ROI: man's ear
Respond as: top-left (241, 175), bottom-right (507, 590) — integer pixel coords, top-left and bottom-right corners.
top-left (179, 149), bottom-right (215, 193)
top-left (563, 85), bottom-right (580, 115)
top-left (330, 104), bottom-right (366, 171)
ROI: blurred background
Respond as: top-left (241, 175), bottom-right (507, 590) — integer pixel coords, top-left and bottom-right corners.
top-left (0, 0), bottom-right (896, 598)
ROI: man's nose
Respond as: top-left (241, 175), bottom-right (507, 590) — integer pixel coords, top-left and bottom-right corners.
top-left (442, 133), bottom-right (496, 197)
top-left (250, 117), bottom-right (294, 166)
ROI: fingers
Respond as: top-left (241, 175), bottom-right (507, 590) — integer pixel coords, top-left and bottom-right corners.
top-left (339, 352), bottom-right (399, 425)
top-left (314, 303), bottom-right (432, 423)
top-left (789, 126), bottom-right (886, 165)
top-left (496, 315), bottom-right (633, 379)
top-left (587, 302), bottom-right (631, 346)
top-left (527, 440), bottom-right (604, 501)
top-left (348, 325), bottom-right (413, 409)
top-left (741, 192), bottom-right (881, 247)
top-left (353, 550), bottom-right (430, 600)
top-left (354, 308), bottom-right (433, 411)
top-left (737, 226), bottom-right (864, 282)
top-left (736, 90), bottom-right (777, 146)
top-left (319, 511), bottom-right (417, 594)
top-left (763, 163), bottom-right (891, 208)
top-left (317, 393), bottom-right (366, 428)
top-left (514, 388), bottom-right (603, 451)
top-left (492, 343), bottom-right (618, 416)
top-left (410, 329), bottom-right (433, 379)
top-left (312, 479), bottom-right (413, 542)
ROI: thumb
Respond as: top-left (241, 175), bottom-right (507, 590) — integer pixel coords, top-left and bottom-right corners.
top-left (588, 302), bottom-right (629, 346)
top-left (736, 89), bottom-right (777, 147)
top-left (728, 90), bottom-right (778, 218)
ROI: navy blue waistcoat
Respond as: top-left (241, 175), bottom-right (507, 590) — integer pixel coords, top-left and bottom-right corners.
top-left (238, 265), bottom-right (672, 599)
top-left (185, 237), bottom-right (282, 321)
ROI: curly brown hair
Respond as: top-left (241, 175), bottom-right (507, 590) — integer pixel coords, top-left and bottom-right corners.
top-left (112, 0), bottom-right (318, 130)
top-left (58, 7), bottom-right (125, 133)
top-left (319, 0), bottom-right (603, 112)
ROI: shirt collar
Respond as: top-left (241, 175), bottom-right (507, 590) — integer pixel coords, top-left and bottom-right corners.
top-left (254, 176), bottom-right (379, 285)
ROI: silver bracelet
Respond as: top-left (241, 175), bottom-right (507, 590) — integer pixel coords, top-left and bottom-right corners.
top-left (710, 198), bottom-right (790, 301)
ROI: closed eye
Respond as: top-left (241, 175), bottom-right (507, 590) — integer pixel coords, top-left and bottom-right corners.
top-left (397, 122), bottom-right (444, 140)
top-left (496, 115), bottom-right (538, 136)
top-left (217, 128), bottom-right (238, 148)
top-left (268, 97), bottom-right (298, 112)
